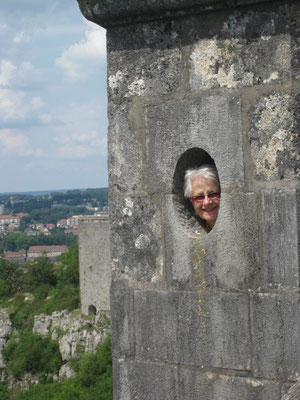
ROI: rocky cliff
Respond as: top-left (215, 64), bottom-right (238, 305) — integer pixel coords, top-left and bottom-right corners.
top-left (0, 308), bottom-right (110, 387)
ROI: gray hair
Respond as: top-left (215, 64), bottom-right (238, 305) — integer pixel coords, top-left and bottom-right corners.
top-left (184, 165), bottom-right (220, 198)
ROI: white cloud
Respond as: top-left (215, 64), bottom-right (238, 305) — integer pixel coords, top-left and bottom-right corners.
top-left (0, 88), bottom-right (24, 120)
top-left (13, 31), bottom-right (28, 44)
top-left (0, 128), bottom-right (44, 157)
top-left (31, 97), bottom-right (43, 109)
top-left (56, 21), bottom-right (106, 81)
top-left (39, 113), bottom-right (52, 124)
top-left (0, 88), bottom-right (43, 122)
top-left (55, 129), bottom-right (106, 159)
top-left (0, 60), bottom-right (16, 86)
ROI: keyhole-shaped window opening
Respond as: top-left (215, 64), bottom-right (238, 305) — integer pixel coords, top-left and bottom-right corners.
top-left (173, 148), bottom-right (220, 235)
top-left (88, 304), bottom-right (97, 315)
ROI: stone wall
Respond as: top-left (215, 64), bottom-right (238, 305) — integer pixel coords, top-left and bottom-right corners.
top-left (78, 216), bottom-right (111, 314)
top-left (78, 1), bottom-right (300, 399)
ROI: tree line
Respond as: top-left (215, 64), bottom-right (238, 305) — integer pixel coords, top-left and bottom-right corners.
top-left (0, 231), bottom-right (77, 253)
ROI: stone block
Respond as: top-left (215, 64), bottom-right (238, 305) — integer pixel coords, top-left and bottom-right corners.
top-left (135, 290), bottom-right (250, 370)
top-left (109, 195), bottom-right (163, 284)
top-left (110, 287), bottom-right (134, 359)
top-left (190, 32), bottom-right (291, 90)
top-left (107, 21), bottom-right (182, 103)
top-left (113, 359), bottom-right (178, 400)
top-left (251, 293), bottom-right (300, 379)
top-left (247, 92), bottom-right (300, 181)
top-left (146, 92), bottom-right (244, 194)
top-left (164, 193), bottom-right (259, 290)
top-left (180, 369), bottom-right (281, 400)
top-left (108, 102), bottom-right (146, 194)
top-left (262, 189), bottom-right (299, 289)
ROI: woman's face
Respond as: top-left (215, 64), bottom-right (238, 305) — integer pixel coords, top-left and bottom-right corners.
top-left (190, 177), bottom-right (220, 230)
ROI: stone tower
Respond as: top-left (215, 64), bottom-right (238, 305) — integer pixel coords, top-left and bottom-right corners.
top-left (78, 216), bottom-right (110, 315)
top-left (78, 1), bottom-right (300, 398)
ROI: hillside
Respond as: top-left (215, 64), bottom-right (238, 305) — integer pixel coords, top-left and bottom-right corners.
top-left (0, 245), bottom-right (112, 399)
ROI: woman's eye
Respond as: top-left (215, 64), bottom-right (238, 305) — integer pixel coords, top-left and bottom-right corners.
top-left (208, 192), bottom-right (220, 199)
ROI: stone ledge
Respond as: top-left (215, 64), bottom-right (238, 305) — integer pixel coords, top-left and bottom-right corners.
top-left (77, 0), bottom-right (276, 28)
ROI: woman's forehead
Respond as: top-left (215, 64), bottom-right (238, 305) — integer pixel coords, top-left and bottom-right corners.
top-left (191, 177), bottom-right (219, 192)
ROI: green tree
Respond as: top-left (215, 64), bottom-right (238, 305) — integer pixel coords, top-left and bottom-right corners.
top-left (24, 257), bottom-right (57, 291)
top-left (3, 329), bottom-right (62, 379)
top-left (57, 243), bottom-right (79, 287)
top-left (0, 258), bottom-right (23, 295)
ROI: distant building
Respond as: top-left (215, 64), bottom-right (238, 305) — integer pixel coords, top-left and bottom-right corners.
top-left (16, 213), bottom-right (28, 218)
top-left (46, 224), bottom-right (55, 229)
top-left (26, 231), bottom-right (39, 236)
top-left (94, 210), bottom-right (109, 217)
top-left (64, 229), bottom-right (78, 236)
top-left (0, 204), bottom-right (5, 214)
top-left (2, 249), bottom-right (26, 263)
top-left (0, 215), bottom-right (20, 227)
top-left (57, 219), bottom-right (67, 228)
top-left (67, 216), bottom-right (79, 228)
top-left (27, 245), bottom-right (68, 260)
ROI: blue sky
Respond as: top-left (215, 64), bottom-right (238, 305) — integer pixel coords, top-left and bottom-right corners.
top-left (0, 0), bottom-right (108, 193)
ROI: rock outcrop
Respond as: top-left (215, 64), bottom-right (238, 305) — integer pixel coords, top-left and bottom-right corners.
top-left (33, 310), bottom-right (110, 361)
top-left (0, 308), bottom-right (109, 388)
top-left (0, 309), bottom-right (13, 368)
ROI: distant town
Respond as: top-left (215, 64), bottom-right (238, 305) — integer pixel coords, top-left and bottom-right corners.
top-left (0, 188), bottom-right (108, 262)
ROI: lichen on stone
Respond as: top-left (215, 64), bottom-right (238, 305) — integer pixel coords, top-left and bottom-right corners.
top-left (248, 93), bottom-right (300, 180)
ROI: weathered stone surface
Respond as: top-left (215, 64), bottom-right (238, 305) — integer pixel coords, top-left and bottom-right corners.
top-left (77, 0), bottom-right (278, 28)
top-left (113, 359), bottom-right (178, 400)
top-left (251, 293), bottom-right (300, 380)
top-left (190, 34), bottom-right (291, 90)
top-left (135, 290), bottom-right (250, 370)
top-left (78, 216), bottom-right (111, 313)
top-left (59, 363), bottom-right (75, 380)
top-left (34, 310), bottom-right (109, 361)
top-left (146, 92), bottom-right (244, 194)
top-left (262, 189), bottom-right (299, 289)
top-left (164, 193), bottom-right (259, 290)
top-left (0, 309), bottom-right (13, 338)
top-left (110, 287), bottom-right (134, 359)
top-left (107, 22), bottom-right (182, 103)
top-left (247, 92), bottom-right (300, 180)
top-left (108, 102), bottom-right (146, 194)
top-left (0, 338), bottom-right (7, 369)
top-left (109, 195), bottom-right (163, 284)
top-left (281, 380), bottom-right (300, 400)
top-left (0, 309), bottom-right (13, 368)
top-left (78, 0), bottom-right (300, 397)
top-left (180, 370), bottom-right (281, 400)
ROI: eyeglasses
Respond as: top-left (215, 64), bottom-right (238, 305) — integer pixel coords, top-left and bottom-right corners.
top-left (190, 192), bottom-right (220, 203)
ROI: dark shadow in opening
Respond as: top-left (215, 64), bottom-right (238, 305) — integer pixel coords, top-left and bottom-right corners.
top-left (88, 304), bottom-right (97, 315)
top-left (172, 147), bottom-right (218, 233)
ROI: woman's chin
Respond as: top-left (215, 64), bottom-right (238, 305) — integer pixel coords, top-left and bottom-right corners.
top-left (200, 211), bottom-right (218, 222)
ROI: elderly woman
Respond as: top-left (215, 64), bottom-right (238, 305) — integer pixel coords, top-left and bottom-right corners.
top-left (184, 164), bottom-right (221, 232)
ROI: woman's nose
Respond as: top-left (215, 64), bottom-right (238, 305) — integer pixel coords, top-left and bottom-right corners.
top-left (202, 195), bottom-right (212, 205)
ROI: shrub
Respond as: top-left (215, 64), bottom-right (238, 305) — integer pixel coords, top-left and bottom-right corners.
top-left (56, 243), bottom-right (79, 287)
top-left (0, 258), bottom-right (23, 296)
top-left (39, 285), bottom-right (79, 314)
top-left (3, 329), bottom-right (62, 379)
top-left (77, 335), bottom-right (113, 399)
top-left (13, 335), bottom-right (113, 400)
top-left (24, 257), bottom-right (57, 291)
top-left (8, 294), bottom-right (46, 329)
top-left (0, 381), bottom-right (9, 400)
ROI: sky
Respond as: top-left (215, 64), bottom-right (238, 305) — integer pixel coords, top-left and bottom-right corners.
top-left (0, 0), bottom-right (108, 193)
